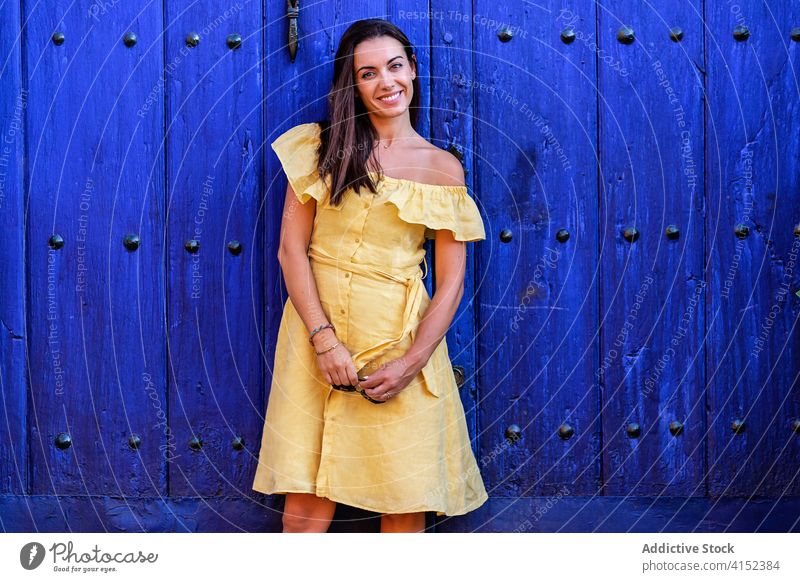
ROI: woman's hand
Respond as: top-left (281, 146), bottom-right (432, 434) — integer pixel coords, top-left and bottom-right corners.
top-left (312, 329), bottom-right (359, 386)
top-left (358, 357), bottom-right (421, 401)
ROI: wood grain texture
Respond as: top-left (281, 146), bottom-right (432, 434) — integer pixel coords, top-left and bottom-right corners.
top-left (24, 1), bottom-right (166, 497)
top-left (705, 0), bottom-right (800, 497)
top-left (598, 1), bottom-right (706, 496)
top-left (165, 0), bottom-right (264, 496)
top-left (474, 0), bottom-right (601, 498)
top-left (427, 0), bottom-right (481, 464)
top-left (0, 0), bottom-right (26, 495)
top-left (1, 494), bottom-right (796, 532)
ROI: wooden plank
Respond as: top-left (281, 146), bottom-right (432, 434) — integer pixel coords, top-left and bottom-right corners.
top-left (25, 1), bottom-right (166, 496)
top-left (166, 0), bottom-right (264, 495)
top-left (0, 494), bottom-right (283, 532)
top-left (1, 494), bottom-right (797, 532)
top-left (474, 0), bottom-right (600, 496)
top-left (0, 0), bottom-right (27, 495)
top-left (435, 495), bottom-right (800, 532)
top-left (705, 1), bottom-right (800, 496)
top-left (598, 2), bottom-right (706, 495)
top-left (426, 0), bottom-right (481, 462)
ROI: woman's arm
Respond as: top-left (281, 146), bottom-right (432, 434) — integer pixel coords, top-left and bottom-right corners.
top-left (398, 151), bottom-right (470, 377)
top-left (277, 184), bottom-right (359, 386)
top-left (402, 228), bottom-right (466, 375)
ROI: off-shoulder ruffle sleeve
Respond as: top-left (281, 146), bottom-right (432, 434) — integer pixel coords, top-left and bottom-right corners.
top-left (270, 122), bottom-right (329, 205)
top-left (382, 179), bottom-right (486, 242)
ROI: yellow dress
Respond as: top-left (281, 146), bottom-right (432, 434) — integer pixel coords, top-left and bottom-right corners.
top-left (252, 122), bottom-right (488, 517)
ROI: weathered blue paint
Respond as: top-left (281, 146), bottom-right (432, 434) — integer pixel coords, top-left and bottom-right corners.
top-left (598, 0), bottom-right (706, 496)
top-left (1, 1), bottom-right (798, 533)
top-left (705, 1), bottom-right (800, 497)
top-left (23, 2), bottom-right (167, 497)
top-left (0, 0), bottom-right (26, 496)
top-left (164, 0), bottom-right (264, 497)
top-left (1, 495), bottom-right (797, 533)
top-left (474, 0), bottom-right (602, 501)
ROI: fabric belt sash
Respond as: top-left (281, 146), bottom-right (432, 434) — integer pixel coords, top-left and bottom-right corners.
top-left (307, 246), bottom-right (428, 373)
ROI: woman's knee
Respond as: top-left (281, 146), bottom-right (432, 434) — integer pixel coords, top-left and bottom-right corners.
top-left (282, 511), bottom-right (330, 532)
top-left (380, 511), bottom-right (427, 532)
top-left (282, 493), bottom-right (336, 532)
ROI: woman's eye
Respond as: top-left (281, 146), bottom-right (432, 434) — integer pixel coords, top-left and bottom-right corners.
top-left (361, 63), bottom-right (402, 79)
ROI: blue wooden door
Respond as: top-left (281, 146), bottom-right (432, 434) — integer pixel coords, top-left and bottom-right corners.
top-left (451, 0), bottom-right (800, 532)
top-left (1, 1), bottom-right (798, 532)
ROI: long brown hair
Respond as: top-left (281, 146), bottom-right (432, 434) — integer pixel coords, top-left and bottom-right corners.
top-left (316, 19), bottom-right (421, 206)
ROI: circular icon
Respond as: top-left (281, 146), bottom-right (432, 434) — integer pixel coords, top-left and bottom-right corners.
top-left (20, 542), bottom-right (46, 570)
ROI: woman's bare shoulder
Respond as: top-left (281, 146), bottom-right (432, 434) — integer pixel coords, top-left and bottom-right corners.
top-left (409, 140), bottom-right (466, 187)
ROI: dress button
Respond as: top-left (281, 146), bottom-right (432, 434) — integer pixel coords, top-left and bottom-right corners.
top-left (344, 272), bottom-right (351, 278)
top-left (340, 308), bottom-right (346, 314)
top-left (354, 237), bottom-right (360, 243)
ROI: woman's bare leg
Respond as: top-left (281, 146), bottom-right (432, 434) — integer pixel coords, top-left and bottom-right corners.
top-left (282, 493), bottom-right (337, 532)
top-left (380, 511), bottom-right (426, 533)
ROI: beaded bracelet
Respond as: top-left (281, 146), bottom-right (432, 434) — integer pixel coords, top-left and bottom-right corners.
top-left (309, 322), bottom-right (336, 345)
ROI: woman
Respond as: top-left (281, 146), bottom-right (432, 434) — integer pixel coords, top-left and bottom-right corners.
top-left (252, 18), bottom-right (488, 533)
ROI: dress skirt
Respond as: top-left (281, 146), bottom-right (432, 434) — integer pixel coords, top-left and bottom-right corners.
top-left (252, 264), bottom-right (488, 517)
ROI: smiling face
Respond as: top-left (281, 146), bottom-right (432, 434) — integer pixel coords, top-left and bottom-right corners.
top-left (353, 35), bottom-right (416, 118)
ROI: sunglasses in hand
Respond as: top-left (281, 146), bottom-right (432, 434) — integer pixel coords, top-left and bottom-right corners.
top-left (331, 373), bottom-right (386, 404)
